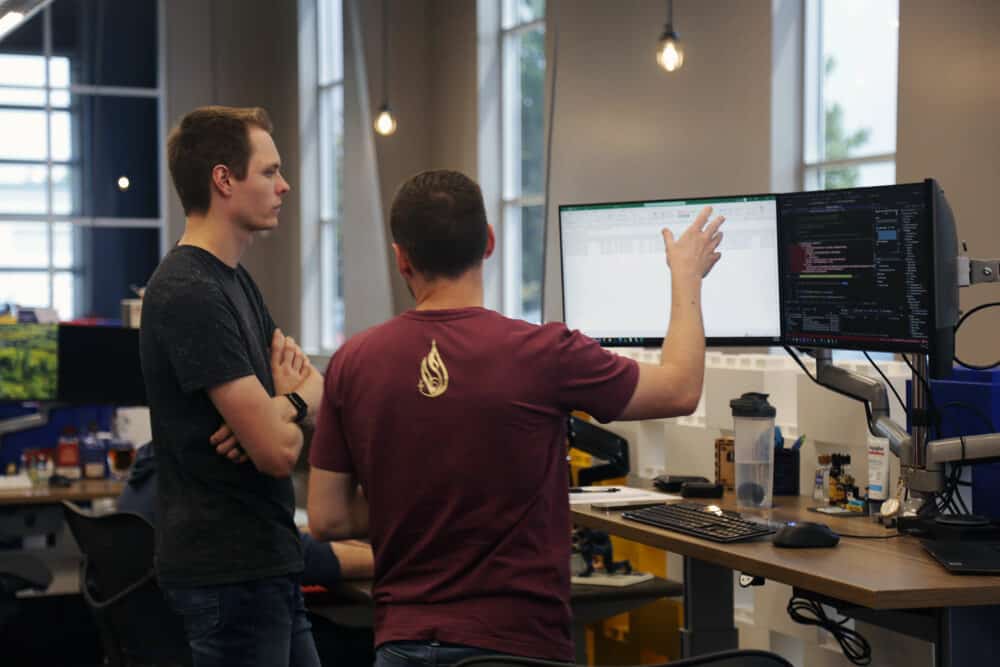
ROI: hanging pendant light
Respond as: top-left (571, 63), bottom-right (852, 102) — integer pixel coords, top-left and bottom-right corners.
top-left (656, 0), bottom-right (685, 73)
top-left (373, 0), bottom-right (397, 136)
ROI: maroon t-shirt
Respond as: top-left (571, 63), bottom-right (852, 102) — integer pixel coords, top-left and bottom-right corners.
top-left (310, 307), bottom-right (639, 661)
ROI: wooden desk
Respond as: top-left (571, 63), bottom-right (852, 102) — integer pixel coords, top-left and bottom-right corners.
top-left (572, 493), bottom-right (1000, 665)
top-left (0, 479), bottom-right (124, 506)
top-left (1, 479), bottom-right (124, 598)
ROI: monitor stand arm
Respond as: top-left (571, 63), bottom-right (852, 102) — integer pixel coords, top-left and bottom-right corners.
top-left (807, 350), bottom-right (946, 495)
top-left (0, 404), bottom-right (52, 438)
top-left (811, 350), bottom-right (906, 451)
top-left (927, 434), bottom-right (1000, 465)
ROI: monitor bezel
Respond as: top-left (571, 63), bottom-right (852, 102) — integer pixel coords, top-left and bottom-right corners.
top-left (776, 179), bottom-right (937, 356)
top-left (557, 192), bottom-right (784, 348)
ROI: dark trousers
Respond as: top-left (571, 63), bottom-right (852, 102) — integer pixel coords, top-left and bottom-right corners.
top-left (163, 575), bottom-right (321, 667)
top-left (375, 641), bottom-right (509, 667)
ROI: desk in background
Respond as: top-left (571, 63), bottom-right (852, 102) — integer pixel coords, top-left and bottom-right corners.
top-left (0, 479), bottom-right (124, 507)
top-left (571, 492), bottom-right (1000, 666)
top-left (1, 479), bottom-right (124, 596)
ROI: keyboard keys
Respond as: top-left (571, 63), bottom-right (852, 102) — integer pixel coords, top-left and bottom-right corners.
top-left (621, 502), bottom-right (776, 543)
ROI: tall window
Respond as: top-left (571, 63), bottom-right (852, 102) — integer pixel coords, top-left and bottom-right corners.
top-left (500, 0), bottom-right (545, 323)
top-left (803, 0), bottom-right (898, 190)
top-left (318, 0), bottom-right (345, 350)
top-left (0, 0), bottom-right (162, 321)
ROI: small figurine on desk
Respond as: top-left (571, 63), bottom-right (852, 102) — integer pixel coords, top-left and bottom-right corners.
top-left (573, 528), bottom-right (632, 577)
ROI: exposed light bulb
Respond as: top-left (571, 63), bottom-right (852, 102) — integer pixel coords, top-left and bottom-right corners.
top-left (656, 31), bottom-right (684, 72)
top-left (374, 107), bottom-right (397, 136)
top-left (0, 11), bottom-right (25, 39)
top-left (117, 175), bottom-right (131, 191)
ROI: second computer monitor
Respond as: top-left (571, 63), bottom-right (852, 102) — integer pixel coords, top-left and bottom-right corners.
top-left (778, 182), bottom-right (935, 353)
top-left (559, 195), bottom-right (782, 346)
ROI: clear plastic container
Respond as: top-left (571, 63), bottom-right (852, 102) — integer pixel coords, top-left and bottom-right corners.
top-left (730, 392), bottom-right (776, 509)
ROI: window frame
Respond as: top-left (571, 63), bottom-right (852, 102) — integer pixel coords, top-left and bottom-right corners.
top-left (799, 0), bottom-right (899, 362)
top-left (497, 8), bottom-right (545, 322)
top-left (0, 0), bottom-right (166, 320)
top-left (299, 0), bottom-right (345, 354)
top-left (801, 0), bottom-right (897, 192)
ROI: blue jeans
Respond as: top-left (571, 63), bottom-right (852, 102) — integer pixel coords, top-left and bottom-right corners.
top-left (163, 575), bottom-right (321, 667)
top-left (375, 641), bottom-right (507, 667)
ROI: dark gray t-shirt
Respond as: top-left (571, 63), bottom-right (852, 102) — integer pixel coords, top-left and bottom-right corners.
top-left (139, 245), bottom-right (302, 587)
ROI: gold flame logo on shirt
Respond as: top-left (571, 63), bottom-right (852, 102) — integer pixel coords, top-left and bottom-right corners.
top-left (418, 339), bottom-right (449, 398)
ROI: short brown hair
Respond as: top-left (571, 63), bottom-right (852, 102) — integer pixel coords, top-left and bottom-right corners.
top-left (389, 170), bottom-right (489, 280)
top-left (167, 106), bottom-right (274, 215)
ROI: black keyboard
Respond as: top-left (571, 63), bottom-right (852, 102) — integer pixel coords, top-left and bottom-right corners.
top-left (622, 502), bottom-right (776, 543)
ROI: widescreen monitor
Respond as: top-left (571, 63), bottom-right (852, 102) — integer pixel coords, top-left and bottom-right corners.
top-left (57, 325), bottom-right (147, 406)
top-left (559, 195), bottom-right (782, 346)
top-left (777, 179), bottom-right (958, 378)
top-left (0, 323), bottom-right (59, 402)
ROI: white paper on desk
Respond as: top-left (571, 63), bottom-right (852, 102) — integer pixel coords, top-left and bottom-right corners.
top-left (568, 486), bottom-right (677, 505)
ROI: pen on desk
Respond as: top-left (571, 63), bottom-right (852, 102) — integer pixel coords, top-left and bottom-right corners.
top-left (569, 487), bottom-right (620, 493)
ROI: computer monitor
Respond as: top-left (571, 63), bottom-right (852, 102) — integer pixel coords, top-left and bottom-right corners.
top-left (559, 195), bottom-right (782, 346)
top-left (0, 324), bottom-right (59, 402)
top-left (778, 179), bottom-right (958, 378)
top-left (57, 325), bottom-right (147, 405)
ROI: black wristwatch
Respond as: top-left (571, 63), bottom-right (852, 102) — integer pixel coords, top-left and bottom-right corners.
top-left (284, 392), bottom-right (308, 424)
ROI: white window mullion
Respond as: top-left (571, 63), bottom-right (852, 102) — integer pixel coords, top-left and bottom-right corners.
top-left (43, 4), bottom-right (54, 310)
top-left (502, 203), bottom-right (521, 317)
top-left (312, 0), bottom-right (345, 352)
top-left (482, 1), bottom-right (545, 322)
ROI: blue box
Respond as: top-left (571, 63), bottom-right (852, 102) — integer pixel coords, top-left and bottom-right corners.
top-left (927, 367), bottom-right (1000, 519)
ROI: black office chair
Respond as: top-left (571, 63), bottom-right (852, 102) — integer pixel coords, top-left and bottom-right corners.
top-left (0, 552), bottom-right (52, 628)
top-left (61, 501), bottom-right (191, 667)
top-left (455, 648), bottom-right (794, 666)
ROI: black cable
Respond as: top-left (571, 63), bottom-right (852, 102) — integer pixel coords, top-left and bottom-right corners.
top-left (788, 596), bottom-right (872, 665)
top-left (953, 301), bottom-right (1000, 370)
top-left (784, 345), bottom-right (817, 380)
top-left (863, 351), bottom-right (906, 415)
top-left (933, 402), bottom-right (990, 517)
top-left (902, 354), bottom-right (942, 436)
top-left (837, 533), bottom-right (903, 540)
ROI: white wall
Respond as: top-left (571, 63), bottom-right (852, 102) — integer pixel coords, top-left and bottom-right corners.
top-left (337, 0), bottom-right (479, 318)
top-left (897, 0), bottom-right (1000, 363)
top-left (165, 0), bottom-right (302, 337)
top-left (543, 0), bottom-right (774, 323)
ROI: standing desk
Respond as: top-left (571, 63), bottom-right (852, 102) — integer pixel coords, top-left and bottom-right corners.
top-left (571, 493), bottom-right (1000, 666)
top-left (0, 479), bottom-right (124, 506)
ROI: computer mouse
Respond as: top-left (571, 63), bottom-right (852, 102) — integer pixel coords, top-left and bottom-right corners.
top-left (48, 474), bottom-right (73, 488)
top-left (773, 521), bottom-right (840, 548)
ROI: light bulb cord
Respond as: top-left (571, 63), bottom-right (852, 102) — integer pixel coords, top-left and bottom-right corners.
top-left (381, 0), bottom-right (389, 108)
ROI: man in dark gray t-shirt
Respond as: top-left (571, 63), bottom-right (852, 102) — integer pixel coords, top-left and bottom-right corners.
top-left (140, 106), bottom-right (323, 667)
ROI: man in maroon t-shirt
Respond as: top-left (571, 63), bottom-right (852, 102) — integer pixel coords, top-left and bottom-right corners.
top-left (308, 170), bottom-right (724, 665)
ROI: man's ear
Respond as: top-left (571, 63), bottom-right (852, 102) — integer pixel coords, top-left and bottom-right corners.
top-left (392, 243), bottom-right (413, 279)
top-left (484, 224), bottom-right (496, 259)
top-left (211, 164), bottom-right (233, 198)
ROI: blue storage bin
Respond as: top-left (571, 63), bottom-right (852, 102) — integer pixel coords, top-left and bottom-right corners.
top-left (925, 367), bottom-right (1000, 519)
